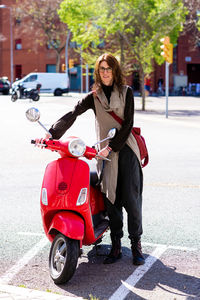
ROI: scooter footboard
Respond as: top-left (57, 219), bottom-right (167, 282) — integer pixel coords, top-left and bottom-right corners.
top-left (48, 211), bottom-right (84, 242)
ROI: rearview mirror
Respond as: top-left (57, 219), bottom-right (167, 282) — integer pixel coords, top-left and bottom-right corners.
top-left (26, 107), bottom-right (40, 122)
top-left (107, 128), bottom-right (117, 139)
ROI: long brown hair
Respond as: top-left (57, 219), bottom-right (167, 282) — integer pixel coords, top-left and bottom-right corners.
top-left (93, 53), bottom-right (125, 93)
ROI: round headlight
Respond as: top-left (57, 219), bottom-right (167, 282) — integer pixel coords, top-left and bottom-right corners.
top-left (68, 138), bottom-right (86, 157)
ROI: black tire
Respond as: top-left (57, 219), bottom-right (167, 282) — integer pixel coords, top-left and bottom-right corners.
top-left (49, 234), bottom-right (79, 284)
top-left (54, 89), bottom-right (62, 96)
top-left (32, 94), bottom-right (40, 101)
top-left (11, 93), bottom-right (18, 102)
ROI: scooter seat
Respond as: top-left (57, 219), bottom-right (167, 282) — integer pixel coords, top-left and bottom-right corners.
top-left (90, 171), bottom-right (99, 187)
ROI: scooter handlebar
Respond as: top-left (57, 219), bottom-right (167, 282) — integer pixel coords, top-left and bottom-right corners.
top-left (31, 138), bottom-right (107, 161)
top-left (31, 138), bottom-right (97, 159)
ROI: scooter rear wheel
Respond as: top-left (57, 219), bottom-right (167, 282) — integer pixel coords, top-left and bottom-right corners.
top-left (32, 95), bottom-right (40, 101)
top-left (49, 234), bottom-right (79, 284)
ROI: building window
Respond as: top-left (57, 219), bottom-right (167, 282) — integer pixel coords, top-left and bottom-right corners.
top-left (70, 41), bottom-right (77, 48)
top-left (15, 39), bottom-right (22, 50)
top-left (46, 64), bottom-right (56, 73)
top-left (172, 46), bottom-right (178, 73)
top-left (15, 17), bottom-right (21, 25)
top-left (15, 65), bottom-right (22, 80)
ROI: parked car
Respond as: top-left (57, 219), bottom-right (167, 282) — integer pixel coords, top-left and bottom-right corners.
top-left (12, 72), bottom-right (69, 96)
top-left (0, 77), bottom-right (10, 95)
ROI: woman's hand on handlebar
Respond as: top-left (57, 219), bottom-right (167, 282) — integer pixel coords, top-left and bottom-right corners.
top-left (34, 138), bottom-right (45, 148)
top-left (98, 146), bottom-right (110, 159)
top-left (34, 133), bottom-right (51, 148)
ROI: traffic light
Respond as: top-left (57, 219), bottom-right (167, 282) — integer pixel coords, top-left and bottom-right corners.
top-left (160, 36), bottom-right (173, 64)
top-left (61, 63), bottom-right (66, 72)
top-left (69, 59), bottom-right (74, 69)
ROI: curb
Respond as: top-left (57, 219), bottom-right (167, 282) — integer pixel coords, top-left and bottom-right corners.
top-left (0, 284), bottom-right (84, 300)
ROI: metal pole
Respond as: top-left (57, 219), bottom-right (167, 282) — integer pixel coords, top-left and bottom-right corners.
top-left (86, 64), bottom-right (89, 93)
top-left (80, 46), bottom-right (83, 93)
top-left (165, 61), bottom-right (169, 118)
top-left (65, 31), bottom-right (70, 75)
top-left (9, 7), bottom-right (13, 84)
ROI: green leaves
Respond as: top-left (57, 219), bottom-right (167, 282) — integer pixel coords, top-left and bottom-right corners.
top-left (58, 0), bottom-right (188, 77)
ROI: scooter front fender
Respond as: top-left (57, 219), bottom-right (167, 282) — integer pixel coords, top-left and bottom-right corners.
top-left (48, 211), bottom-right (85, 242)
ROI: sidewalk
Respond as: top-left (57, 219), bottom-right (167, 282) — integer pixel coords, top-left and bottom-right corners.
top-left (135, 95), bottom-right (200, 115)
top-left (134, 95), bottom-right (200, 126)
top-left (0, 284), bottom-right (84, 300)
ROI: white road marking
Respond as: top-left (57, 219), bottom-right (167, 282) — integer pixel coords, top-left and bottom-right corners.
top-left (143, 242), bottom-right (197, 251)
top-left (108, 245), bottom-right (168, 300)
top-left (0, 284), bottom-right (84, 300)
top-left (0, 236), bottom-right (49, 284)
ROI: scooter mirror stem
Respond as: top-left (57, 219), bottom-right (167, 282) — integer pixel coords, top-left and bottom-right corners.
top-left (92, 128), bottom-right (117, 147)
top-left (92, 136), bottom-right (110, 147)
top-left (37, 120), bottom-right (52, 138)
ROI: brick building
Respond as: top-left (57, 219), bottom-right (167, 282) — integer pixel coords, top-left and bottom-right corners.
top-left (0, 0), bottom-right (68, 82)
top-left (0, 0), bottom-right (200, 94)
top-left (152, 33), bottom-right (200, 95)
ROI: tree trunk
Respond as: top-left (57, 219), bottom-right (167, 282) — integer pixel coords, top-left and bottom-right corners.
top-left (119, 32), bottom-right (125, 68)
top-left (139, 65), bottom-right (146, 111)
top-left (56, 50), bottom-right (61, 73)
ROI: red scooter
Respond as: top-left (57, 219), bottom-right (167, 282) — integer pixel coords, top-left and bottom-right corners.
top-left (26, 107), bottom-right (116, 284)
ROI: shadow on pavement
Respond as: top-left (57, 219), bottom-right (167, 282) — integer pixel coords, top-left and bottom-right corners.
top-left (58, 245), bottom-right (200, 300)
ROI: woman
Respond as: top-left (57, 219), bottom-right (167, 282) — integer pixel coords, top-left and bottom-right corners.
top-left (46, 53), bottom-right (145, 265)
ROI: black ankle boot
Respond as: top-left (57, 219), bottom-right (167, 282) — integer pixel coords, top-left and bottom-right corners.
top-left (131, 238), bottom-right (145, 265)
top-left (103, 236), bottom-right (122, 264)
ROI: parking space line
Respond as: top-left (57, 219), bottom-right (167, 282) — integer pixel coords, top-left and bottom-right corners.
top-left (0, 237), bottom-right (49, 284)
top-left (143, 242), bottom-right (197, 251)
top-left (108, 245), bottom-right (168, 300)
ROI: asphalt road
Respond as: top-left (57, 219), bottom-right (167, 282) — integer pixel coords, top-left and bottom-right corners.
top-left (0, 94), bottom-right (199, 300)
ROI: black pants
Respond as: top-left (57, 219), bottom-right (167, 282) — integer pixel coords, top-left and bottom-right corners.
top-left (104, 145), bottom-right (143, 241)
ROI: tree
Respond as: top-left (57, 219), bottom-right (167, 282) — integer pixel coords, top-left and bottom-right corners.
top-left (182, 0), bottom-right (200, 47)
top-left (14, 0), bottom-right (68, 72)
top-left (59, 0), bottom-right (187, 110)
top-left (102, 0), bottom-right (187, 109)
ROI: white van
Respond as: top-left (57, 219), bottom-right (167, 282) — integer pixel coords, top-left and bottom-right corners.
top-left (12, 72), bottom-right (69, 96)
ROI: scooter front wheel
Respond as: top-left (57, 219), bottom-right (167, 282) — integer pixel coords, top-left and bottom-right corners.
top-left (11, 93), bottom-right (18, 102)
top-left (49, 234), bottom-right (79, 284)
